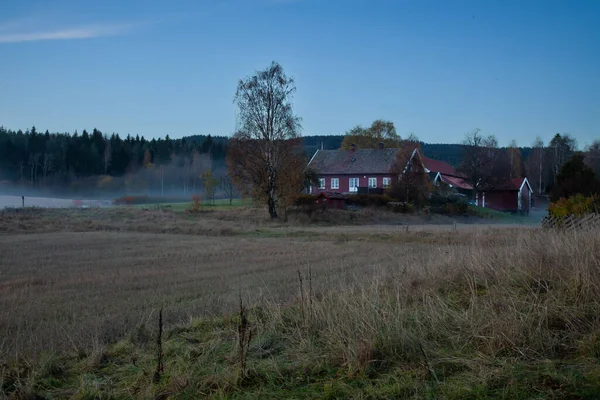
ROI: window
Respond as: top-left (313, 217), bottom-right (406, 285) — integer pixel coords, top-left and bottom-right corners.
top-left (331, 178), bottom-right (339, 190)
top-left (349, 177), bottom-right (359, 192)
top-left (382, 177), bottom-right (391, 188)
top-left (368, 177), bottom-right (377, 188)
top-left (318, 178), bottom-right (326, 189)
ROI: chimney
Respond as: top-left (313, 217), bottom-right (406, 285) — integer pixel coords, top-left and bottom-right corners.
top-left (350, 143), bottom-right (356, 152)
top-left (378, 142), bottom-right (384, 149)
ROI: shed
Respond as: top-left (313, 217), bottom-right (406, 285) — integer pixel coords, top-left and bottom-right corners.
top-left (476, 177), bottom-right (533, 214)
top-left (316, 192), bottom-right (346, 209)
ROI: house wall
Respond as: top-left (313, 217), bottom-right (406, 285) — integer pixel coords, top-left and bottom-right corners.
top-left (479, 191), bottom-right (518, 212)
top-left (519, 187), bottom-right (531, 211)
top-left (310, 174), bottom-right (395, 195)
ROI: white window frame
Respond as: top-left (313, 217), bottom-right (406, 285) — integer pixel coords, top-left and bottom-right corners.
top-left (382, 177), bottom-right (391, 188)
top-left (318, 178), bottom-right (326, 189)
top-left (368, 177), bottom-right (377, 188)
top-left (349, 177), bottom-right (359, 192)
top-left (331, 178), bottom-right (339, 190)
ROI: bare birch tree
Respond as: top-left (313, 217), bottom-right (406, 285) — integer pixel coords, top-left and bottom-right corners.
top-left (227, 62), bottom-right (302, 219)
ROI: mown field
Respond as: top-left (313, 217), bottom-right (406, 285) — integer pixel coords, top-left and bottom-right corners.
top-left (1, 207), bottom-right (599, 399)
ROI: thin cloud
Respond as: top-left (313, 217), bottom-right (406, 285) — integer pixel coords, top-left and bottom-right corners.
top-left (0, 21), bottom-right (143, 44)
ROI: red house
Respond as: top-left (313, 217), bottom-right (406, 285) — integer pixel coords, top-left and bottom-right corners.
top-left (406, 149), bottom-right (534, 213)
top-left (306, 145), bottom-right (398, 194)
top-left (307, 145), bottom-right (533, 214)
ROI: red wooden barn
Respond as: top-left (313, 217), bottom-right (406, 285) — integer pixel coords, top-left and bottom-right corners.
top-left (475, 177), bottom-right (533, 214)
top-left (306, 144), bottom-right (397, 194)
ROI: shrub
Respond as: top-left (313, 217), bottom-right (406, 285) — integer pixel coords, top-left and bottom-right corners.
top-left (387, 201), bottom-right (416, 213)
top-left (113, 195), bottom-right (138, 205)
top-left (189, 195), bottom-right (202, 212)
top-left (294, 194), bottom-right (317, 206)
top-left (548, 194), bottom-right (599, 218)
top-left (345, 194), bottom-right (391, 207)
top-left (427, 191), bottom-right (470, 215)
top-left (444, 201), bottom-right (469, 216)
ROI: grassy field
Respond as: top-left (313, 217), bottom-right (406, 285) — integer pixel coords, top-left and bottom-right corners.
top-left (134, 198), bottom-right (251, 213)
top-left (1, 207), bottom-right (599, 399)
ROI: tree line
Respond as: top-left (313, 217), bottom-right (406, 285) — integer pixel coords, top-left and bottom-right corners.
top-left (2, 125), bottom-right (597, 203)
top-left (0, 126), bottom-right (228, 197)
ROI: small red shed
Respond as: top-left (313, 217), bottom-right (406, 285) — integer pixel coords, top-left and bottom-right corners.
top-left (476, 177), bottom-right (533, 214)
top-left (316, 192), bottom-right (346, 209)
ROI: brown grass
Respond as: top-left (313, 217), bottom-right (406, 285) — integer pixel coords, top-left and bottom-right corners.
top-left (1, 207), bottom-right (599, 398)
top-left (0, 207), bottom-right (529, 360)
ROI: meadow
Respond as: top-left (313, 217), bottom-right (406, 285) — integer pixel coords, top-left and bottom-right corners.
top-left (1, 206), bottom-right (599, 399)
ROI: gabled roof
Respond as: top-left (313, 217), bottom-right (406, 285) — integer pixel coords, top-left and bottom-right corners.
top-left (494, 177), bottom-right (533, 192)
top-left (436, 173), bottom-right (473, 190)
top-left (421, 156), bottom-right (458, 176)
top-left (307, 148), bottom-right (398, 175)
top-left (407, 149), bottom-right (461, 177)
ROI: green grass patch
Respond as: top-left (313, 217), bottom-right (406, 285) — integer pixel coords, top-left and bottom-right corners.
top-left (5, 304), bottom-right (600, 399)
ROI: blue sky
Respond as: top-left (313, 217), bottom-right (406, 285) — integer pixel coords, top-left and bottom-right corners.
top-left (0, 0), bottom-right (598, 147)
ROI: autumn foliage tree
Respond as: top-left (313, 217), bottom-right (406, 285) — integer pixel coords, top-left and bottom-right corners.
top-left (226, 62), bottom-right (304, 219)
top-left (340, 120), bottom-right (400, 150)
top-left (201, 170), bottom-right (218, 205)
top-left (388, 135), bottom-right (431, 205)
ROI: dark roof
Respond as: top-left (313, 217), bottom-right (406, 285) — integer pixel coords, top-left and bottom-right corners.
top-left (307, 148), bottom-right (398, 175)
top-left (438, 174), bottom-right (473, 190)
top-left (421, 156), bottom-right (458, 176)
top-left (493, 177), bottom-right (530, 191)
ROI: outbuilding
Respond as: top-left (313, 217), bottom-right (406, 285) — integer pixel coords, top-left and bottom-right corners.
top-left (316, 191), bottom-right (347, 209)
top-left (475, 177), bottom-right (533, 214)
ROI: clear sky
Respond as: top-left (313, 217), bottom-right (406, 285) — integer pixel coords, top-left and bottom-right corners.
top-left (0, 0), bottom-right (598, 147)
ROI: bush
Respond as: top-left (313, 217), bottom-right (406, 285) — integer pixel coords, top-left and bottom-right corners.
top-left (548, 194), bottom-right (599, 218)
top-left (294, 194), bottom-right (317, 206)
top-left (188, 195), bottom-right (202, 212)
top-left (113, 195), bottom-right (137, 205)
top-left (387, 201), bottom-right (416, 213)
top-left (427, 192), bottom-right (470, 215)
top-left (444, 201), bottom-right (469, 216)
top-left (345, 194), bottom-right (391, 207)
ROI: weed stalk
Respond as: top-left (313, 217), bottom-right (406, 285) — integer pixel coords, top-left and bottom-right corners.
top-left (152, 308), bottom-right (164, 384)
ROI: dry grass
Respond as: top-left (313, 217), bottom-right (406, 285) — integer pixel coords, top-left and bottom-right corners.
top-left (1, 207), bottom-right (599, 398)
top-left (0, 208), bottom-right (473, 358)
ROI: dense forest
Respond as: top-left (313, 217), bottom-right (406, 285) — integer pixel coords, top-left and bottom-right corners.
top-left (1, 125), bottom-right (597, 199)
top-left (0, 126), bottom-right (227, 197)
